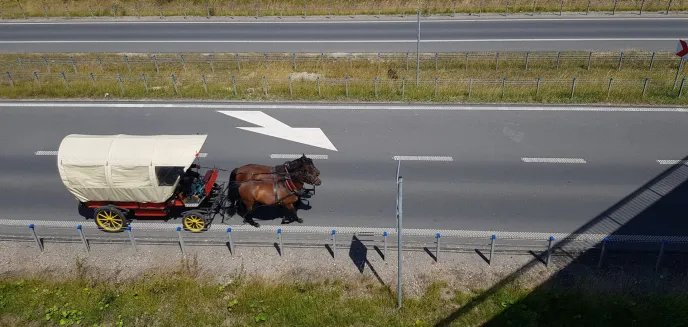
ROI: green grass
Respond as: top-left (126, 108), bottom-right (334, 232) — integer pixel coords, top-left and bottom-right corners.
top-left (0, 0), bottom-right (683, 19)
top-left (2, 51), bottom-right (687, 105)
top-left (1, 259), bottom-right (687, 327)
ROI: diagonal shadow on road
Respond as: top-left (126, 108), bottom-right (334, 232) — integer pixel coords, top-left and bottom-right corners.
top-left (434, 155), bottom-right (688, 327)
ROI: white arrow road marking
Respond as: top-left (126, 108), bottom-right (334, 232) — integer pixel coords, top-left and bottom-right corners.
top-left (218, 110), bottom-right (337, 151)
top-left (35, 150), bottom-right (208, 157)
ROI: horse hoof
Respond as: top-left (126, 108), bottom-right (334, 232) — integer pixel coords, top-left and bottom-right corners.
top-left (296, 218), bottom-right (304, 224)
top-left (253, 222), bottom-right (261, 228)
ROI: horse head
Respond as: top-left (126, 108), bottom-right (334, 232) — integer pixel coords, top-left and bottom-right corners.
top-left (292, 154), bottom-right (321, 186)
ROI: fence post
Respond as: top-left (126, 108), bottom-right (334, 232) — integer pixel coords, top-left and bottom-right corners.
top-left (525, 52), bottom-right (530, 71)
top-left (434, 77), bottom-right (438, 97)
top-left (374, 77), bottom-right (378, 97)
top-left (293, 53), bottom-right (296, 70)
top-left (495, 52), bottom-right (499, 71)
top-left (587, 51), bottom-right (592, 71)
top-left (415, 9), bottom-right (420, 86)
top-left (17, 58), bottom-right (23, 71)
top-left (402, 77), bottom-right (405, 99)
top-left (126, 226), bottom-right (137, 251)
top-left (263, 76), bottom-right (268, 95)
top-left (177, 226), bottom-right (186, 256)
top-left (613, 0), bottom-right (618, 14)
top-left (468, 77), bottom-right (473, 98)
top-left (277, 228), bottom-right (283, 257)
top-left (397, 176), bottom-right (403, 309)
top-left (34, 72), bottom-right (40, 88)
top-left (264, 53), bottom-right (268, 70)
top-left (153, 55), bottom-right (159, 73)
top-left (617, 52), bottom-right (624, 71)
top-left (649, 52), bottom-right (655, 72)
top-left (655, 240), bottom-right (667, 272)
top-left (556, 52), bottom-right (561, 69)
top-left (29, 224), bottom-right (43, 252)
top-left (321, 52), bottom-right (324, 69)
top-left (586, 0), bottom-right (590, 14)
top-left (435, 52), bottom-right (438, 71)
top-left (607, 77), bottom-right (613, 99)
top-left (202, 75), bottom-right (208, 94)
top-left (77, 225), bottom-right (89, 252)
top-left (465, 52), bottom-right (469, 72)
top-left (570, 77), bottom-right (576, 98)
top-left (597, 237), bottom-right (608, 268)
top-left (209, 54), bottom-right (214, 73)
top-left (89, 5), bottom-right (94, 18)
top-left (406, 52), bottom-right (409, 71)
top-left (559, 0), bottom-right (564, 15)
top-left (142, 73), bottom-right (148, 94)
top-left (501, 77), bottom-right (506, 98)
top-left (171, 74), bottom-right (178, 95)
top-left (43, 56), bottom-right (50, 73)
top-left (43, 5), bottom-right (48, 18)
top-left (679, 78), bottom-right (686, 98)
top-left (331, 230), bottom-right (336, 258)
top-left (545, 236), bottom-right (554, 267)
top-left (61, 72), bottom-right (69, 89)
top-left (289, 76), bottom-right (293, 97)
top-left (667, 0), bottom-right (673, 14)
top-left (435, 233), bottom-right (440, 263)
top-left (181, 54), bottom-right (187, 73)
top-left (673, 58), bottom-right (684, 89)
top-left (642, 77), bottom-right (648, 98)
top-left (124, 55), bottom-right (131, 72)
top-left (69, 56), bottom-right (77, 73)
top-left (317, 77), bottom-right (321, 96)
top-left (536, 77), bottom-right (541, 96)
top-left (489, 234), bottom-right (496, 265)
top-left (117, 73), bottom-right (124, 94)
top-left (383, 231), bottom-right (388, 260)
top-left (6, 72), bottom-right (13, 88)
top-left (227, 228), bottom-right (235, 255)
top-left (345, 76), bottom-right (349, 97)
top-left (232, 75), bottom-right (237, 95)
top-left (640, 0), bottom-right (645, 14)
top-left (98, 56), bottom-right (103, 71)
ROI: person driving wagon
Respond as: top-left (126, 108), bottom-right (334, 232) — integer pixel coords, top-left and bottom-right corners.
top-left (177, 164), bottom-right (202, 200)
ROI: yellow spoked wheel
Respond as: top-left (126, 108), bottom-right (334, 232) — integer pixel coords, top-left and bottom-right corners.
top-left (183, 212), bottom-right (207, 233)
top-left (94, 207), bottom-right (126, 232)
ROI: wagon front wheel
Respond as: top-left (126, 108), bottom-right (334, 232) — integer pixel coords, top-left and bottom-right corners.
top-left (94, 206), bottom-right (127, 232)
top-left (183, 211), bottom-right (208, 233)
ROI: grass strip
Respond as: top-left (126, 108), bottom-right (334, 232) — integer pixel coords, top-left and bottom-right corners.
top-left (1, 268), bottom-right (687, 327)
top-left (0, 0), bottom-right (683, 19)
top-left (2, 51), bottom-right (687, 105)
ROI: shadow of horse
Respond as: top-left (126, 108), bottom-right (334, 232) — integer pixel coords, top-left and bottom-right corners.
top-left (226, 196), bottom-right (313, 225)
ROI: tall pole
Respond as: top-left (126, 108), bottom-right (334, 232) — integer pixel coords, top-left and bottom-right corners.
top-left (396, 160), bottom-right (400, 231)
top-left (416, 9), bottom-right (421, 86)
top-left (397, 176), bottom-right (403, 309)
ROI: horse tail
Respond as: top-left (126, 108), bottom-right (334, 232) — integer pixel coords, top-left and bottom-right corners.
top-left (229, 168), bottom-right (237, 183)
top-left (227, 168), bottom-right (240, 208)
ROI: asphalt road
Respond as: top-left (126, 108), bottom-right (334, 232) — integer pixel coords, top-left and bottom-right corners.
top-left (1, 101), bottom-right (687, 237)
top-left (0, 17), bottom-right (685, 52)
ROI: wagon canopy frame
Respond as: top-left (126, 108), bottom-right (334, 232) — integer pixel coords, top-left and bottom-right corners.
top-left (57, 134), bottom-right (208, 204)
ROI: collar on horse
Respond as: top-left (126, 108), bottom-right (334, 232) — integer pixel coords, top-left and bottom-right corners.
top-left (272, 165), bottom-right (299, 204)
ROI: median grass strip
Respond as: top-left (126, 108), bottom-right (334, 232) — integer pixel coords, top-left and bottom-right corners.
top-left (2, 51), bottom-right (687, 104)
top-left (1, 261), bottom-right (687, 327)
top-left (0, 0), bottom-right (683, 19)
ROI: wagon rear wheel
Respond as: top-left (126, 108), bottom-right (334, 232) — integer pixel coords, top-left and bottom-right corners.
top-left (183, 211), bottom-right (208, 233)
top-left (94, 206), bottom-right (127, 232)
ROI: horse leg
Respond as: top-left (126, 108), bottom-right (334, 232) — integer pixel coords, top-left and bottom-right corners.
top-left (242, 199), bottom-right (260, 228)
top-left (283, 202), bottom-right (303, 224)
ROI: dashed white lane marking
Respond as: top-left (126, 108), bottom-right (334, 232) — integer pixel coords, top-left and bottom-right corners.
top-left (35, 150), bottom-right (208, 157)
top-left (522, 157), bottom-right (587, 164)
top-left (393, 156), bottom-right (454, 161)
top-left (270, 154), bottom-right (328, 159)
top-left (657, 159), bottom-right (688, 165)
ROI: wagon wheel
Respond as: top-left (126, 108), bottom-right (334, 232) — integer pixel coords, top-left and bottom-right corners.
top-left (94, 206), bottom-right (127, 232)
top-left (183, 211), bottom-right (208, 233)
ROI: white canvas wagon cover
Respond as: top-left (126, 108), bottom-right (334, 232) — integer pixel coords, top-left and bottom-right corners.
top-left (57, 134), bottom-right (208, 203)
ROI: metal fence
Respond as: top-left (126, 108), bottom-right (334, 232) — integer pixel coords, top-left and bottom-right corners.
top-left (0, 0), bottom-right (684, 20)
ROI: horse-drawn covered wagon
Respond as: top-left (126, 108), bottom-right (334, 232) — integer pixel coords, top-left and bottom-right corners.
top-left (57, 134), bottom-right (228, 233)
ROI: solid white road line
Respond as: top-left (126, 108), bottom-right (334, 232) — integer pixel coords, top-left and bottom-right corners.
top-left (393, 156), bottom-right (454, 161)
top-left (1, 17), bottom-right (685, 25)
top-left (657, 159), bottom-right (688, 165)
top-left (270, 154), bottom-right (328, 159)
top-left (3, 102), bottom-right (687, 112)
top-left (35, 150), bottom-right (209, 157)
top-left (0, 38), bottom-right (677, 44)
top-left (522, 157), bottom-right (587, 164)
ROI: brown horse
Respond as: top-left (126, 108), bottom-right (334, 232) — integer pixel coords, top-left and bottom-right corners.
top-left (227, 155), bottom-right (321, 227)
